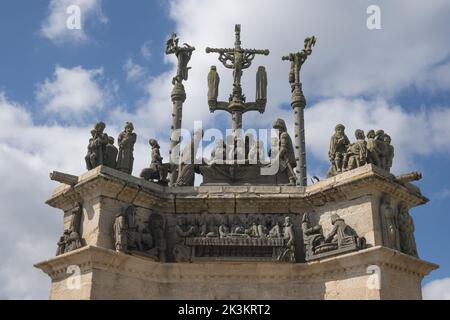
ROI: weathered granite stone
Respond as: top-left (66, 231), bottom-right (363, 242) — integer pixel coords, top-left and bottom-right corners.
top-left (37, 165), bottom-right (437, 299)
top-left (35, 245), bottom-right (437, 300)
top-left (116, 122), bottom-right (136, 174)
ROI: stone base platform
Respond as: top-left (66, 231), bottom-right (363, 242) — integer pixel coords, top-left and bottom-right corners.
top-left (35, 245), bottom-right (436, 300)
top-left (35, 164), bottom-right (438, 299)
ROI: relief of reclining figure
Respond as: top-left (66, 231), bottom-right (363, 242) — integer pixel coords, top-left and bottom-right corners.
top-left (302, 212), bottom-right (366, 261)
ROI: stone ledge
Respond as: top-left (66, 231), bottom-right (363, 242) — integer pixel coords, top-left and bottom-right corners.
top-left (46, 164), bottom-right (428, 211)
top-left (35, 245), bottom-right (438, 282)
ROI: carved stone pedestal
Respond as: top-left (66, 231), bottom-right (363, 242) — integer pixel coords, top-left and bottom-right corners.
top-left (35, 165), bottom-right (437, 300)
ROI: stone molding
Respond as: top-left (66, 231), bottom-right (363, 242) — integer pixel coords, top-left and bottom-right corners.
top-left (35, 245), bottom-right (437, 283)
top-left (46, 165), bottom-right (428, 213)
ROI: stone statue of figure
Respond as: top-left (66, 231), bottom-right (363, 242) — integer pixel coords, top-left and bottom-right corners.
top-left (324, 214), bottom-right (359, 247)
top-left (256, 66), bottom-right (267, 103)
top-left (104, 136), bottom-right (118, 169)
top-left (327, 124), bottom-right (350, 177)
top-left (301, 213), bottom-right (325, 259)
top-left (244, 134), bottom-right (256, 164)
top-left (345, 129), bottom-right (367, 171)
top-left (245, 215), bottom-right (259, 237)
top-left (148, 213), bottom-right (167, 262)
top-left (248, 139), bottom-right (265, 165)
top-left (114, 209), bottom-right (129, 252)
top-left (379, 196), bottom-right (401, 250)
top-left (281, 36), bottom-right (315, 91)
top-left (140, 139), bottom-right (170, 184)
top-left (165, 33), bottom-right (195, 85)
top-left (85, 129), bottom-right (96, 170)
top-left (66, 203), bottom-right (83, 253)
top-left (279, 216), bottom-right (295, 262)
top-left (65, 229), bottom-right (82, 252)
top-left (375, 130), bottom-right (387, 170)
top-left (116, 122), bottom-right (137, 174)
top-left (273, 118), bottom-right (297, 185)
top-left (56, 230), bottom-right (70, 256)
top-left (398, 202), bottom-right (418, 257)
top-left (211, 139), bottom-right (227, 163)
top-left (173, 216), bottom-right (195, 262)
top-left (366, 130), bottom-right (381, 167)
top-left (230, 215), bottom-right (245, 235)
top-left (176, 129), bottom-right (203, 187)
top-left (85, 122), bottom-right (109, 170)
top-left (218, 215), bottom-right (230, 238)
top-left (198, 213), bottom-right (218, 237)
top-left (257, 216), bottom-right (269, 237)
top-left (384, 134), bottom-right (394, 173)
top-left (207, 66), bottom-right (220, 105)
top-left (57, 203), bottom-right (83, 256)
top-left (150, 139), bottom-right (168, 183)
top-left (268, 216), bottom-right (282, 238)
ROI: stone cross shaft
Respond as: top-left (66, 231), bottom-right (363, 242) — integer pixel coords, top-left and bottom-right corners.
top-left (282, 36), bottom-right (316, 187)
top-left (206, 24), bottom-right (269, 131)
top-left (165, 33), bottom-right (195, 185)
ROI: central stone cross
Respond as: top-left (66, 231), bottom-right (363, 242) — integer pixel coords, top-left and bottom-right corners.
top-left (206, 24), bottom-right (270, 132)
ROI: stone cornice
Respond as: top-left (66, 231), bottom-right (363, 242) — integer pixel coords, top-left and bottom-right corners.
top-left (34, 245), bottom-right (438, 282)
top-left (46, 165), bottom-right (428, 213)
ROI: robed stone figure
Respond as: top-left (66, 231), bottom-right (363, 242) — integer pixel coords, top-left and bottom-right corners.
top-left (117, 122), bottom-right (137, 174)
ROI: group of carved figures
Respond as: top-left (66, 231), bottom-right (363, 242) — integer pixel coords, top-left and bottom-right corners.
top-left (56, 203), bottom-right (83, 256)
top-left (83, 117), bottom-right (298, 187)
top-left (209, 118), bottom-right (297, 185)
top-left (113, 205), bottom-right (167, 262)
top-left (110, 208), bottom-right (369, 264)
top-left (327, 124), bottom-right (395, 177)
top-left (379, 196), bottom-right (418, 257)
top-left (85, 121), bottom-right (137, 175)
top-left (301, 213), bottom-right (366, 261)
top-left (84, 122), bottom-right (172, 184)
top-left (173, 214), bottom-right (296, 262)
top-left (55, 199), bottom-right (417, 261)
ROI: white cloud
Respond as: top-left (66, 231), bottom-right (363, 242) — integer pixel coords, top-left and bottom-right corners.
top-left (40, 0), bottom-right (107, 44)
top-left (416, 61), bottom-right (450, 92)
top-left (423, 277), bottom-right (450, 300)
top-left (140, 40), bottom-right (153, 60)
top-left (433, 188), bottom-right (450, 201)
top-left (123, 59), bottom-right (147, 82)
top-left (36, 66), bottom-right (105, 120)
top-left (0, 93), bottom-right (86, 299)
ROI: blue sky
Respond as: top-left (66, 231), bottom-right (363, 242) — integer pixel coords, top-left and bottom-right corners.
top-left (0, 0), bottom-right (450, 299)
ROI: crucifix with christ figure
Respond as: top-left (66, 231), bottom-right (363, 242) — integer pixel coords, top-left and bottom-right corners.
top-left (206, 24), bottom-right (269, 132)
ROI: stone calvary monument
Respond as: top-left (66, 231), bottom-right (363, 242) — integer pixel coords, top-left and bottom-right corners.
top-left (35, 25), bottom-right (437, 300)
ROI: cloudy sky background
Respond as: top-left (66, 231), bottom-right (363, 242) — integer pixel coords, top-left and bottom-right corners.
top-left (1, 0), bottom-right (450, 299)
